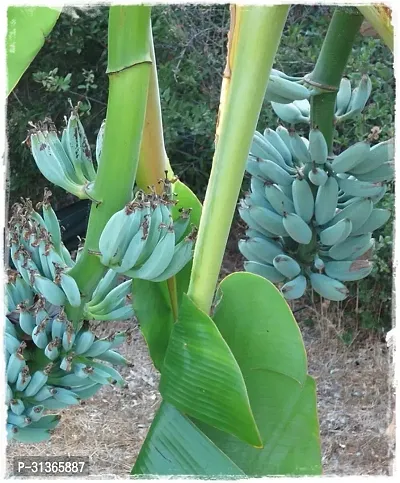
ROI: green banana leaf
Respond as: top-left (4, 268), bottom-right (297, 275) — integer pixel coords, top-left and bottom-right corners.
top-left (6, 6), bottom-right (61, 96)
top-left (132, 279), bottom-right (174, 372)
top-left (159, 293), bottom-right (262, 447)
top-left (132, 402), bottom-right (244, 476)
top-left (197, 272), bottom-right (322, 475)
top-left (133, 179), bottom-right (202, 372)
top-left (134, 272), bottom-right (321, 476)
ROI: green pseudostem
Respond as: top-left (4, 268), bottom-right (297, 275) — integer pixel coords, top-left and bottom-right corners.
top-left (66, 6), bottom-right (152, 326)
top-left (306, 7), bottom-right (364, 154)
top-left (187, 5), bottom-right (290, 314)
top-left (302, 8), bottom-right (363, 260)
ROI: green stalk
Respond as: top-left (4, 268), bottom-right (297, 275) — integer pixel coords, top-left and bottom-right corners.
top-left (306, 7), bottom-right (363, 153)
top-left (187, 5), bottom-right (289, 314)
top-left (66, 6), bottom-right (152, 324)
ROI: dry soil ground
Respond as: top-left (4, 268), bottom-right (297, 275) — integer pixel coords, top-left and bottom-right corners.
top-left (6, 232), bottom-right (396, 478)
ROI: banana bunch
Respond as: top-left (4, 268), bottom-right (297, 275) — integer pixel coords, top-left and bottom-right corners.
top-left (8, 194), bottom-right (81, 308)
top-left (98, 176), bottom-right (197, 282)
top-left (5, 280), bottom-right (128, 443)
top-left (263, 68), bottom-right (312, 125)
top-left (26, 104), bottom-right (97, 200)
top-left (265, 70), bottom-right (372, 126)
top-left (335, 75), bottom-right (372, 122)
top-left (239, 127), bottom-right (393, 301)
top-left (84, 270), bottom-right (135, 321)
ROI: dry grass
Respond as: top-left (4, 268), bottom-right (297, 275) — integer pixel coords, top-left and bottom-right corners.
top-left (6, 313), bottom-right (394, 477)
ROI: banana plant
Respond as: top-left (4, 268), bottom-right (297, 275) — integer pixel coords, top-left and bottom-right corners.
top-left (7, 3), bottom-right (391, 475)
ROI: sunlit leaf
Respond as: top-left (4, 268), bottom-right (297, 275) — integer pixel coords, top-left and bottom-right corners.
top-left (7, 7), bottom-right (61, 95)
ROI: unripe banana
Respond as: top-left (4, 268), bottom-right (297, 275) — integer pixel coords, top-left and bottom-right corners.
top-left (328, 198), bottom-right (373, 233)
top-left (99, 203), bottom-right (141, 266)
top-left (324, 260), bottom-right (373, 282)
top-left (309, 128), bottom-right (328, 165)
top-left (271, 102), bottom-right (310, 124)
top-left (87, 279), bottom-right (131, 314)
top-left (53, 387), bottom-right (80, 405)
top-left (246, 156), bottom-right (264, 178)
top-left (7, 351), bottom-right (26, 383)
top-left (251, 132), bottom-right (287, 167)
top-left (15, 367), bottom-right (31, 392)
top-left (282, 212), bottom-right (312, 244)
top-left (173, 209), bottom-right (192, 243)
top-left (42, 199), bottom-right (61, 252)
top-left (309, 273), bottom-right (348, 301)
top-left (276, 125), bottom-right (293, 153)
top-left (124, 224), bottom-right (176, 281)
top-left (331, 141), bottom-right (370, 173)
top-left (247, 204), bottom-right (287, 236)
top-left (96, 350), bottom-right (128, 365)
top-left (265, 75), bottom-right (310, 102)
top-left (74, 330), bottom-right (96, 355)
top-left (114, 224), bottom-right (148, 273)
top-left (281, 275), bottom-right (307, 300)
top-left (328, 233), bottom-right (372, 261)
top-left (32, 322), bottom-right (49, 349)
top-left (238, 200), bottom-right (278, 238)
top-left (319, 218), bottom-right (352, 246)
top-left (351, 208), bottom-right (391, 236)
top-left (273, 254), bottom-right (301, 278)
top-left (292, 177), bottom-right (314, 223)
top-left (354, 162), bottom-right (394, 182)
top-left (90, 269), bottom-right (119, 307)
top-left (239, 236), bottom-right (283, 265)
top-left (347, 237), bottom-right (375, 261)
top-left (314, 255), bottom-right (325, 271)
top-left (314, 176), bottom-right (339, 226)
top-left (62, 109), bottom-right (96, 182)
top-left (244, 261), bottom-right (286, 283)
top-left (292, 99), bottom-right (310, 118)
top-left (264, 184), bottom-right (295, 215)
top-left (30, 130), bottom-right (86, 198)
top-left (150, 233), bottom-right (195, 283)
top-left (263, 128), bottom-right (293, 166)
top-left (56, 271), bottom-right (81, 307)
top-left (245, 189), bottom-right (274, 211)
top-left (24, 366), bottom-right (51, 397)
top-left (61, 243), bottom-right (75, 267)
top-left (308, 166), bottom-right (328, 186)
top-left (348, 75), bottom-right (372, 114)
top-left (335, 77), bottom-right (352, 116)
top-left (290, 131), bottom-right (311, 165)
top-left (350, 138), bottom-right (394, 175)
top-left (33, 274), bottom-right (67, 306)
top-left (337, 177), bottom-right (384, 197)
top-left (270, 68), bottom-right (303, 81)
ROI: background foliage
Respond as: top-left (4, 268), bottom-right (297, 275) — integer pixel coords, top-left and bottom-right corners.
top-left (6, 5), bottom-right (394, 331)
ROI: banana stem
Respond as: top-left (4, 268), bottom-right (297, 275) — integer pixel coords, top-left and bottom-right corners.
top-left (65, 6), bottom-right (152, 325)
top-left (306, 7), bottom-right (363, 154)
top-left (133, 27), bottom-right (179, 321)
top-left (136, 28), bottom-right (173, 194)
top-left (187, 5), bottom-right (289, 315)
